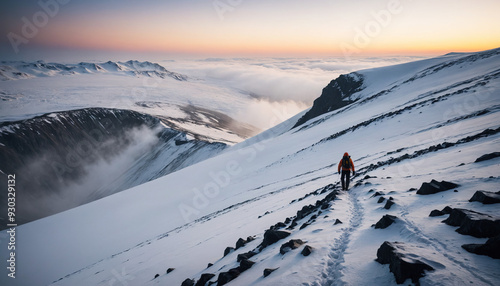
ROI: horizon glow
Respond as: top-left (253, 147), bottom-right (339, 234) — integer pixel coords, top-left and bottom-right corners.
top-left (1, 0), bottom-right (499, 59)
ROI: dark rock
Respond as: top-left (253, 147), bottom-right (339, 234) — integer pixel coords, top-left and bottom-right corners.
top-left (443, 208), bottom-right (500, 238)
top-left (166, 268), bottom-right (175, 274)
top-left (207, 263), bottom-right (213, 268)
top-left (237, 251), bottom-right (257, 262)
top-left (384, 200), bottom-right (395, 210)
top-left (247, 236), bottom-right (255, 242)
top-left (263, 268), bottom-right (279, 277)
top-left (469, 190), bottom-right (500, 204)
top-left (296, 205), bottom-right (316, 220)
top-left (300, 222), bottom-right (310, 230)
top-left (217, 268), bottom-right (240, 286)
top-left (293, 73), bottom-right (363, 128)
top-left (462, 234), bottom-right (500, 259)
top-left (223, 247), bottom-right (234, 257)
top-left (321, 202), bottom-right (330, 210)
top-left (416, 180), bottom-right (459, 195)
top-left (429, 209), bottom-right (445, 217)
top-left (376, 241), bottom-right (434, 284)
top-left (371, 191), bottom-right (385, 197)
top-left (301, 245), bottom-right (314, 256)
top-left (284, 217), bottom-right (291, 224)
top-left (442, 206), bottom-right (453, 214)
top-left (280, 239), bottom-right (305, 254)
top-left (474, 152), bottom-right (500, 162)
top-left (271, 222), bottom-right (287, 230)
top-left (181, 278), bottom-right (195, 286)
top-left (375, 215), bottom-right (397, 229)
top-left (239, 259), bottom-right (255, 272)
top-left (154, 274), bottom-right (159, 279)
top-left (287, 220), bottom-right (298, 230)
top-left (334, 219), bottom-right (343, 225)
top-left (195, 273), bottom-right (216, 286)
top-left (260, 230), bottom-right (291, 249)
top-left (377, 197), bottom-right (386, 204)
top-left (235, 238), bottom-right (247, 249)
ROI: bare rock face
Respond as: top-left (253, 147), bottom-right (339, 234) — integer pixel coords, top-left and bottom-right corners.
top-left (442, 208), bottom-right (500, 238)
top-left (259, 230), bottom-right (291, 249)
top-left (416, 180), bottom-right (459, 195)
top-left (462, 235), bottom-right (500, 259)
top-left (374, 215), bottom-right (398, 229)
top-left (469, 190), bottom-right (500, 204)
top-left (376, 241), bottom-right (434, 284)
top-left (280, 239), bottom-right (305, 255)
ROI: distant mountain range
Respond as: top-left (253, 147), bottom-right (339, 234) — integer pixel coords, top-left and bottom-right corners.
top-left (0, 60), bottom-right (188, 81)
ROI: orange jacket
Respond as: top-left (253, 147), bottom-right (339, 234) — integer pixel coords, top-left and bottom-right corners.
top-left (338, 156), bottom-right (355, 172)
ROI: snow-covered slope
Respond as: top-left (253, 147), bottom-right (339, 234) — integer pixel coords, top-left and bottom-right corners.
top-left (0, 60), bottom-right (260, 144)
top-left (0, 108), bottom-right (226, 227)
top-left (1, 48), bottom-right (500, 286)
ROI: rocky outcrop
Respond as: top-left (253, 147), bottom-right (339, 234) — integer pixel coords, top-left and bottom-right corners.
top-left (374, 215), bottom-right (398, 229)
top-left (376, 241), bottom-right (434, 284)
top-left (462, 235), bottom-right (500, 259)
top-left (301, 245), bottom-right (314, 256)
top-left (194, 273), bottom-right (215, 286)
top-left (259, 230), bottom-right (291, 249)
top-left (263, 268), bottom-right (279, 277)
top-left (443, 208), bottom-right (500, 238)
top-left (474, 152), bottom-right (500, 162)
top-left (293, 73), bottom-right (363, 128)
top-left (469, 190), bottom-right (500, 204)
top-left (181, 278), bottom-right (195, 286)
top-left (280, 239), bottom-right (305, 255)
top-left (416, 180), bottom-right (459, 195)
top-left (217, 268), bottom-right (240, 286)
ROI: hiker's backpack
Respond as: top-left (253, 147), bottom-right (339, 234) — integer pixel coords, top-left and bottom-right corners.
top-left (342, 156), bottom-right (351, 169)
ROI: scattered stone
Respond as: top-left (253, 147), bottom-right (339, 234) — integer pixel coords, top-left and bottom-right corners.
top-left (166, 268), bottom-right (175, 274)
top-left (301, 245), bottom-right (314, 256)
top-left (474, 152), bottom-right (500, 162)
top-left (223, 247), bottom-right (234, 257)
top-left (443, 208), bottom-right (500, 238)
top-left (247, 236), bottom-right (256, 242)
top-left (441, 206), bottom-right (453, 214)
top-left (181, 278), bottom-right (195, 286)
top-left (195, 273), bottom-right (216, 286)
top-left (217, 268), bottom-right (240, 286)
top-left (462, 234), bottom-right (500, 259)
top-left (280, 239), bottom-right (305, 254)
top-left (469, 190), bottom-right (500, 204)
top-left (371, 191), bottom-right (385, 197)
top-left (271, 222), bottom-right (287, 230)
top-left (429, 209), bottom-right (445, 217)
top-left (235, 238), bottom-right (247, 249)
top-left (154, 274), bottom-right (160, 279)
top-left (377, 197), bottom-right (386, 204)
top-left (321, 202), bottom-right (330, 210)
top-left (376, 241), bottom-right (434, 284)
top-left (239, 259), bottom-right (255, 272)
top-left (384, 200), bottom-right (395, 210)
top-left (237, 251), bottom-right (257, 262)
top-left (260, 230), bottom-right (291, 249)
top-left (416, 180), bottom-right (459, 195)
top-left (374, 215), bottom-right (397, 229)
top-left (300, 222), bottom-right (310, 230)
top-left (263, 268), bottom-right (279, 277)
top-left (334, 219), bottom-right (343, 225)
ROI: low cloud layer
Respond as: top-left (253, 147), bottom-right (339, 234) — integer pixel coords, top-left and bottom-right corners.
top-left (165, 56), bottom-right (425, 128)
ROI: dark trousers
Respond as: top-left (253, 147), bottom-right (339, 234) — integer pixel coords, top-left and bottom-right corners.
top-left (341, 170), bottom-right (351, 190)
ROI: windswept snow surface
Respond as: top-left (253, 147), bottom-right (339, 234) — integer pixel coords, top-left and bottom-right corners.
top-left (2, 49), bottom-right (500, 286)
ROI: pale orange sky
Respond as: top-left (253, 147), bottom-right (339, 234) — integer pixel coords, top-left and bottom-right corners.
top-left (1, 0), bottom-right (499, 58)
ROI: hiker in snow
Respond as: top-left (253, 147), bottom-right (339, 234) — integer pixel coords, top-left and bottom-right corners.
top-left (338, 152), bottom-right (355, 190)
